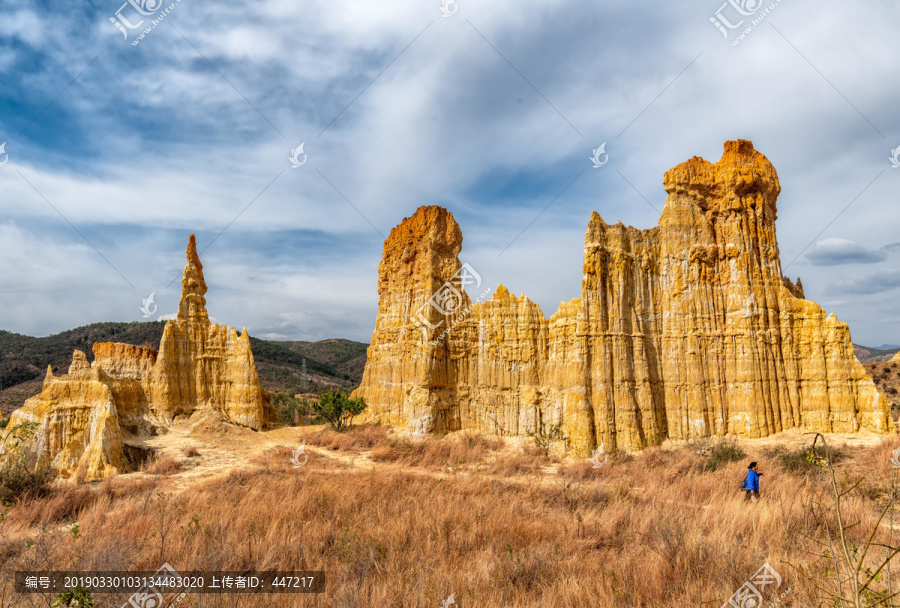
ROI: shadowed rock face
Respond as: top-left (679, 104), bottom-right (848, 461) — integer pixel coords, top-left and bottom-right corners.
top-left (353, 140), bottom-right (894, 454)
top-left (2, 236), bottom-right (276, 480)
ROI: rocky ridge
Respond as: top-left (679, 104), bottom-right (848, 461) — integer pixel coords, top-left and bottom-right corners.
top-left (1, 236), bottom-right (276, 480)
top-left (352, 140), bottom-right (894, 454)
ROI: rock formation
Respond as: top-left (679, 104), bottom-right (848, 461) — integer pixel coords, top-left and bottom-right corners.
top-left (353, 140), bottom-right (895, 454)
top-left (1, 235), bottom-right (276, 480)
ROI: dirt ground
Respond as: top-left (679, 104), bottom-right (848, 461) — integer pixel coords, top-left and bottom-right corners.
top-left (124, 413), bottom-right (897, 493)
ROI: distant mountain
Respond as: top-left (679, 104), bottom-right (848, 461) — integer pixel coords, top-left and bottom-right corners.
top-left (854, 344), bottom-right (900, 364)
top-left (876, 344), bottom-right (900, 351)
top-left (0, 322), bottom-right (367, 417)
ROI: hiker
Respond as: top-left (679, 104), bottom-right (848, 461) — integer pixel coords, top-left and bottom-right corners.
top-left (742, 461), bottom-right (761, 502)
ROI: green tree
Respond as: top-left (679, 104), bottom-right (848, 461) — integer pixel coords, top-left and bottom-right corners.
top-left (313, 389), bottom-right (367, 432)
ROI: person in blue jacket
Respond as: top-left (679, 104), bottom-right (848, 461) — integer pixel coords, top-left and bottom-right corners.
top-left (743, 461), bottom-right (761, 501)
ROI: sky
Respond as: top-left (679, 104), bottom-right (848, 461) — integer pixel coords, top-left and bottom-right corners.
top-left (0, 0), bottom-right (898, 346)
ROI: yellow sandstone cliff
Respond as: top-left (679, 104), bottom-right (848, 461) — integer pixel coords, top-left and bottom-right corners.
top-left (1, 235), bottom-right (276, 480)
top-left (353, 140), bottom-right (894, 454)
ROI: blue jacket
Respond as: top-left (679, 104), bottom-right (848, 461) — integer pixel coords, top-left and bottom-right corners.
top-left (744, 469), bottom-right (759, 492)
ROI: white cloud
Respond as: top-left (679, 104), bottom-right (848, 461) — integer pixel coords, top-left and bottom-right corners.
top-left (1, 0), bottom-right (899, 348)
top-left (807, 238), bottom-right (889, 266)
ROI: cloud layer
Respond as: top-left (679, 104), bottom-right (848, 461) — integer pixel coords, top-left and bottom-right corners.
top-left (1, 0), bottom-right (899, 346)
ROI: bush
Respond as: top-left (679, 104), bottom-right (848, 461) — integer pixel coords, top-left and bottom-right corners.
top-left (702, 438), bottom-right (746, 472)
top-left (763, 444), bottom-right (846, 474)
top-left (272, 392), bottom-right (313, 424)
top-left (52, 587), bottom-right (94, 607)
top-left (0, 421), bottom-right (54, 503)
top-left (313, 389), bottom-right (366, 432)
top-left (0, 458), bottom-right (54, 504)
top-left (529, 418), bottom-right (565, 458)
top-left (0, 418), bottom-right (8, 429)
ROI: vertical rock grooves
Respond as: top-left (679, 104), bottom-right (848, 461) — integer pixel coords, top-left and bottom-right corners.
top-left (2, 235), bottom-right (276, 480)
top-left (353, 140), bottom-right (894, 454)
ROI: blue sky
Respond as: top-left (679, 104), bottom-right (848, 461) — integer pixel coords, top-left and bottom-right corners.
top-left (1, 0), bottom-right (899, 346)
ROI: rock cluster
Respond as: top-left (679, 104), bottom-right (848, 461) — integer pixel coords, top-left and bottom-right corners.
top-left (1, 235), bottom-right (276, 480)
top-left (352, 140), bottom-right (894, 453)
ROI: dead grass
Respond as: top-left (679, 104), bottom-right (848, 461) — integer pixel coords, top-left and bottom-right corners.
top-left (1, 433), bottom-right (900, 607)
top-left (483, 449), bottom-right (547, 476)
top-left (299, 424), bottom-right (390, 452)
top-left (370, 432), bottom-right (504, 469)
top-left (141, 455), bottom-right (184, 476)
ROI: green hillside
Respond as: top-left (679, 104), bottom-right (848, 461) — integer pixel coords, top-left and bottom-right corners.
top-left (0, 322), bottom-right (368, 417)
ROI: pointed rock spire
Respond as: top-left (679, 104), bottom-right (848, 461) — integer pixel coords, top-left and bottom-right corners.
top-left (69, 350), bottom-right (90, 375)
top-left (177, 234), bottom-right (210, 324)
top-left (43, 364), bottom-right (55, 389)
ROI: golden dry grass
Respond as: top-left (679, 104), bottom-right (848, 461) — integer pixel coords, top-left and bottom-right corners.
top-left (2, 427), bottom-right (900, 607)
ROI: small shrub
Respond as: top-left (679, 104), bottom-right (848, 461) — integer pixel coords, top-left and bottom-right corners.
top-left (529, 418), bottom-right (565, 458)
top-left (0, 459), bottom-right (54, 504)
top-left (51, 587), bottom-right (94, 607)
top-left (0, 418), bottom-right (8, 429)
top-left (702, 438), bottom-right (746, 472)
top-left (142, 456), bottom-right (183, 476)
top-left (272, 392), bottom-right (312, 424)
top-left (0, 421), bottom-right (54, 503)
top-left (639, 433), bottom-right (664, 449)
top-left (764, 445), bottom-right (845, 474)
top-left (182, 447), bottom-right (200, 458)
top-left (313, 389), bottom-right (366, 432)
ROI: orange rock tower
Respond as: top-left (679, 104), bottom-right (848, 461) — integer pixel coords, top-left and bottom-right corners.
top-left (353, 140), bottom-right (894, 453)
top-left (2, 236), bottom-right (276, 480)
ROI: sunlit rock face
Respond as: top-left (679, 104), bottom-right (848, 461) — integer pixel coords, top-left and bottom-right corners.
top-left (2, 236), bottom-right (276, 480)
top-left (353, 141), bottom-right (894, 454)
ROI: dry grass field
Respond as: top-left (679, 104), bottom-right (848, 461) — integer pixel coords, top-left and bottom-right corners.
top-left (3, 419), bottom-right (900, 607)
